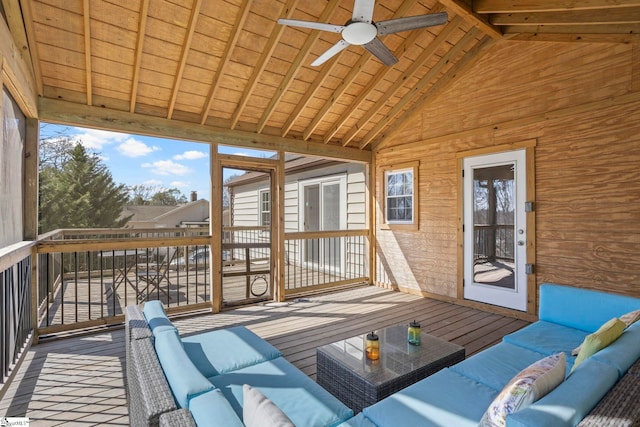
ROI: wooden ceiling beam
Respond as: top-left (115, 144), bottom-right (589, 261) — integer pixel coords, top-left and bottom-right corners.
top-left (342, 15), bottom-right (465, 147)
top-left (200, 0), bottom-right (252, 125)
top-left (303, 0), bottom-right (421, 142)
top-left (491, 7), bottom-right (640, 25)
top-left (504, 32), bottom-right (639, 43)
top-left (130, 0), bottom-right (149, 113)
top-left (4, 0), bottom-right (40, 94)
top-left (167, 0), bottom-right (202, 119)
top-left (38, 98), bottom-right (371, 163)
top-left (474, 0), bottom-right (640, 13)
top-left (230, 0), bottom-right (299, 129)
top-left (374, 35), bottom-right (495, 150)
top-left (82, 0), bottom-right (92, 106)
top-left (281, 49), bottom-right (339, 137)
top-left (17, 0), bottom-right (42, 96)
top-left (439, 0), bottom-right (502, 38)
top-left (503, 24), bottom-right (640, 35)
top-left (361, 27), bottom-right (480, 149)
top-left (257, 0), bottom-right (342, 133)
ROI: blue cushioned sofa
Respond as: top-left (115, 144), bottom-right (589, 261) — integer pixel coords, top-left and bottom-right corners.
top-left (340, 284), bottom-right (640, 427)
top-left (125, 302), bottom-right (353, 427)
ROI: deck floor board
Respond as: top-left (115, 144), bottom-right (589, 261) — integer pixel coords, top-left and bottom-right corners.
top-left (1, 286), bottom-right (529, 425)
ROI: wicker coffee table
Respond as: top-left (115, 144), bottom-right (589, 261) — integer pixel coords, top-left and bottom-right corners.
top-left (316, 325), bottom-right (465, 413)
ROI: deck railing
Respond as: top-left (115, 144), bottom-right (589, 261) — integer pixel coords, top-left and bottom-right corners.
top-left (1, 241), bottom-right (34, 388)
top-left (30, 226), bottom-right (370, 335)
top-left (283, 230), bottom-right (369, 296)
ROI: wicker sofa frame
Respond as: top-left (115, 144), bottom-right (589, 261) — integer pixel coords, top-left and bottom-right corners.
top-left (125, 305), bottom-right (196, 427)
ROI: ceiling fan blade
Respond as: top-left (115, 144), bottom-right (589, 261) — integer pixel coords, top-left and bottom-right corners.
top-left (311, 39), bottom-right (350, 66)
top-left (352, 0), bottom-right (375, 23)
top-left (277, 18), bottom-right (344, 33)
top-left (363, 38), bottom-right (398, 66)
top-left (375, 12), bottom-right (448, 35)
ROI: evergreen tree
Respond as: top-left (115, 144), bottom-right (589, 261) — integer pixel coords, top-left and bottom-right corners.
top-left (39, 144), bottom-right (131, 233)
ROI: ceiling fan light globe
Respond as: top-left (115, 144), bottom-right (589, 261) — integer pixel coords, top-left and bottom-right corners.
top-left (342, 22), bottom-right (377, 45)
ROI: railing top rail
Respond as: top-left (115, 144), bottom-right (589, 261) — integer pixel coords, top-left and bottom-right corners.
top-left (0, 241), bottom-right (35, 271)
top-left (37, 235), bottom-right (212, 254)
top-left (223, 226), bottom-right (270, 231)
top-left (284, 229), bottom-right (368, 239)
top-left (38, 227), bottom-right (208, 240)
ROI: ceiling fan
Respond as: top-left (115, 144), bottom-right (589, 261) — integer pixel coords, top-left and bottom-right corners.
top-left (278, 0), bottom-right (448, 66)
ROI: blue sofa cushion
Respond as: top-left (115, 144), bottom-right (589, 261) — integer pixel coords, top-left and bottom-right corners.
top-left (143, 300), bottom-right (177, 335)
top-left (188, 389), bottom-right (244, 427)
top-left (450, 342), bottom-right (552, 391)
top-left (502, 320), bottom-right (585, 368)
top-left (538, 284), bottom-right (640, 332)
top-left (336, 413), bottom-right (379, 427)
top-left (361, 368), bottom-right (498, 427)
top-left (209, 356), bottom-right (354, 427)
top-left (590, 321), bottom-right (640, 376)
top-left (506, 358), bottom-right (619, 427)
top-left (182, 326), bottom-right (283, 377)
top-left (154, 329), bottom-right (215, 408)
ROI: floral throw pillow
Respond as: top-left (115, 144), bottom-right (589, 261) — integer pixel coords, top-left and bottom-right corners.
top-left (479, 352), bottom-right (566, 427)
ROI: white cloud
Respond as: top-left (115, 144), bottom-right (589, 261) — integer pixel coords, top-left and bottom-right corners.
top-left (170, 181), bottom-right (190, 188)
top-left (143, 179), bottom-right (163, 187)
top-left (117, 138), bottom-right (160, 157)
top-left (174, 150), bottom-right (207, 160)
top-left (141, 160), bottom-right (191, 176)
top-left (74, 128), bottom-right (129, 150)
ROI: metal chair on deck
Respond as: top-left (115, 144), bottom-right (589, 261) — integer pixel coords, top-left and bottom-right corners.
top-left (137, 247), bottom-right (177, 303)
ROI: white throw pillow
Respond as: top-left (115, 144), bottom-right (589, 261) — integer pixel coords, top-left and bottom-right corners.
top-left (243, 384), bottom-right (295, 427)
top-left (479, 352), bottom-right (566, 427)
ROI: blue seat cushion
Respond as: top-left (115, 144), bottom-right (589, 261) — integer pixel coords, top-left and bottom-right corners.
top-left (506, 358), bottom-right (619, 427)
top-left (143, 300), bottom-right (176, 335)
top-left (154, 329), bottom-right (215, 408)
top-left (336, 413), bottom-right (379, 427)
top-left (188, 389), bottom-right (244, 427)
top-left (362, 368), bottom-right (498, 427)
top-left (502, 320), bottom-right (586, 367)
top-left (209, 356), bottom-right (353, 427)
top-left (182, 326), bottom-right (283, 377)
top-left (591, 321), bottom-right (640, 376)
top-left (450, 342), bottom-right (553, 391)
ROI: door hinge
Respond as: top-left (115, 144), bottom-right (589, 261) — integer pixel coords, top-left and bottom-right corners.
top-left (525, 201), bottom-right (535, 212)
top-left (462, 169), bottom-right (465, 178)
top-left (525, 263), bottom-right (535, 275)
top-left (462, 224), bottom-right (465, 232)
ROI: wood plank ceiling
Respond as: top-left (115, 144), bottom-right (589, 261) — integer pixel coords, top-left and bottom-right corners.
top-left (10, 0), bottom-right (640, 153)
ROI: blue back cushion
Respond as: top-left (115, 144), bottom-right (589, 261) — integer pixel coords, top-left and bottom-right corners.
top-left (143, 300), bottom-right (177, 335)
top-left (182, 326), bottom-right (282, 377)
top-left (154, 329), bottom-right (214, 408)
top-left (539, 284), bottom-right (640, 332)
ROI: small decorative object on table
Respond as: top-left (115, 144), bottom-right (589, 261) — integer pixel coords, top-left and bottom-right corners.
top-left (365, 332), bottom-right (379, 360)
top-left (408, 320), bottom-right (421, 345)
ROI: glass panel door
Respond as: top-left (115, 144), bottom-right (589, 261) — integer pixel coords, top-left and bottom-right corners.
top-left (463, 150), bottom-right (527, 311)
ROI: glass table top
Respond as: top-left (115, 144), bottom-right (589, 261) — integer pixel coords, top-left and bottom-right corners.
top-left (317, 325), bottom-right (464, 386)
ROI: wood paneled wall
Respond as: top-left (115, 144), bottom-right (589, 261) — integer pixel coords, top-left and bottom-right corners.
top-left (375, 39), bottom-right (640, 304)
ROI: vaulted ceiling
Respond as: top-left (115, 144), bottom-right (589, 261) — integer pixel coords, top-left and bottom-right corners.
top-left (5, 0), bottom-right (639, 157)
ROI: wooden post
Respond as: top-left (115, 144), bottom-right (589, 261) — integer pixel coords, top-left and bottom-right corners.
top-left (210, 144), bottom-right (222, 313)
top-left (24, 118), bottom-right (39, 240)
top-left (368, 152), bottom-right (376, 287)
top-left (276, 152), bottom-right (285, 301)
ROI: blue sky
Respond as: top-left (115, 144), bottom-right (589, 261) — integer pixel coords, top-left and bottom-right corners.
top-left (39, 123), bottom-right (274, 201)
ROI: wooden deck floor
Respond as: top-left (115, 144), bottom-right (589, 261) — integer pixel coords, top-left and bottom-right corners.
top-left (1, 286), bottom-right (529, 425)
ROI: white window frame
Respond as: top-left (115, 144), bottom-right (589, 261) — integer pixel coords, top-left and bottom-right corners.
top-left (258, 189), bottom-right (271, 227)
top-left (383, 167), bottom-right (417, 225)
